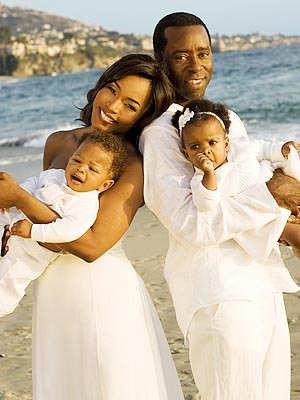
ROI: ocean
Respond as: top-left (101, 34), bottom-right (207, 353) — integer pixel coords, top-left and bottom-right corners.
top-left (0, 43), bottom-right (300, 169)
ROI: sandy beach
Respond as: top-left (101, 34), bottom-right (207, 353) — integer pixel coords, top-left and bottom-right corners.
top-left (0, 159), bottom-right (299, 399)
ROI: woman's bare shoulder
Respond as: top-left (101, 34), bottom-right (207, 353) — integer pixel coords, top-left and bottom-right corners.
top-left (45, 128), bottom-right (79, 146)
top-left (125, 143), bottom-right (143, 173)
top-left (125, 141), bottom-right (142, 160)
top-left (44, 128), bottom-right (86, 169)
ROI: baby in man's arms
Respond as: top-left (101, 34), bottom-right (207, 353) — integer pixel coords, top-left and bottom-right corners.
top-left (172, 98), bottom-right (300, 258)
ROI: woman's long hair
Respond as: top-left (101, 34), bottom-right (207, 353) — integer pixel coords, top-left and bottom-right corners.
top-left (79, 53), bottom-right (175, 147)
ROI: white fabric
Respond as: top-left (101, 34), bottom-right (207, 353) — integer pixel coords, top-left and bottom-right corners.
top-left (20, 168), bottom-right (99, 243)
top-left (139, 104), bottom-right (299, 342)
top-left (187, 293), bottom-right (291, 400)
top-left (0, 235), bottom-right (58, 316)
top-left (32, 243), bottom-right (185, 400)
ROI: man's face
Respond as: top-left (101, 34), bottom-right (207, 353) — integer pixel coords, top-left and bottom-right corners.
top-left (162, 25), bottom-right (213, 105)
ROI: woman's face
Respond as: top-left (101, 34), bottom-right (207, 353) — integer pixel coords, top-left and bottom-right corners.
top-left (91, 75), bottom-right (152, 135)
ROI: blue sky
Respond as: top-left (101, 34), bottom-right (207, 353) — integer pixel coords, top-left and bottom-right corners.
top-left (2, 0), bottom-right (300, 36)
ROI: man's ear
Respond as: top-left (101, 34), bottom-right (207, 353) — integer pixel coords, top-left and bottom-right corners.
top-left (98, 179), bottom-right (114, 193)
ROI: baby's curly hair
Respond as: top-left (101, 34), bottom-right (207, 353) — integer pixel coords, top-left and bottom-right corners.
top-left (78, 131), bottom-right (128, 181)
top-left (172, 98), bottom-right (231, 135)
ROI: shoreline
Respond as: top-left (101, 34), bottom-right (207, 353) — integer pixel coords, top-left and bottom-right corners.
top-left (0, 161), bottom-right (299, 399)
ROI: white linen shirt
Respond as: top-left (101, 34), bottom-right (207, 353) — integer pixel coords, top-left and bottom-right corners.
top-left (140, 104), bottom-right (299, 342)
top-left (20, 168), bottom-right (99, 243)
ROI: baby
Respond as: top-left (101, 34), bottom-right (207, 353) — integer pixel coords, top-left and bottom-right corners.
top-left (0, 130), bottom-right (128, 316)
top-left (172, 98), bottom-right (300, 257)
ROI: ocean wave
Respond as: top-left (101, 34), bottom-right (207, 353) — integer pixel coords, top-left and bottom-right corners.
top-left (0, 152), bottom-right (43, 167)
top-left (246, 121), bottom-right (300, 144)
top-left (0, 123), bottom-right (78, 148)
top-left (0, 77), bottom-right (24, 88)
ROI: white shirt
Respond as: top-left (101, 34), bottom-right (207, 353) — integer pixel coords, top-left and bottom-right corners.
top-left (20, 169), bottom-right (99, 243)
top-left (140, 104), bottom-right (299, 341)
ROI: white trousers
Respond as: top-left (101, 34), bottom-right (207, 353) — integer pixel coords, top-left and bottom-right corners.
top-left (0, 235), bottom-right (58, 317)
top-left (187, 293), bottom-right (291, 400)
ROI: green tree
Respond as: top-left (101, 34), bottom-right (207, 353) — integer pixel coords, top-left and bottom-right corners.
top-left (0, 26), bottom-right (19, 75)
top-left (0, 26), bottom-right (11, 44)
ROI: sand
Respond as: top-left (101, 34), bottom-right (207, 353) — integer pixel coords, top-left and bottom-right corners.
top-left (0, 160), bottom-right (299, 399)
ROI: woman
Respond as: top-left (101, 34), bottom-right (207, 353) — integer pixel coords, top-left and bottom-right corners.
top-left (0, 54), bottom-right (184, 399)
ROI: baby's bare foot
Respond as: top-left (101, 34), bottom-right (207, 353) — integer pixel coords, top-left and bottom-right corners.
top-left (1, 225), bottom-right (10, 257)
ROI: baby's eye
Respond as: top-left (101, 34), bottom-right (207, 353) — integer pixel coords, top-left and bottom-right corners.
top-left (209, 141), bottom-right (217, 146)
top-left (89, 167), bottom-right (98, 172)
top-left (191, 144), bottom-right (199, 150)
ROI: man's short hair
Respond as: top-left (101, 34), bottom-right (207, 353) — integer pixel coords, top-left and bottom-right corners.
top-left (153, 12), bottom-right (211, 61)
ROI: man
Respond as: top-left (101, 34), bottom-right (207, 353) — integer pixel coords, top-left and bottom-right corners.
top-left (139, 12), bottom-right (299, 400)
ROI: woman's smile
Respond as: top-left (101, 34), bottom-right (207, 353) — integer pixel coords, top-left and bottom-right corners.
top-left (99, 109), bottom-right (117, 125)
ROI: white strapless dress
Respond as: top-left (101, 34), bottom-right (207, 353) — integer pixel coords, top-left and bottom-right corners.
top-left (32, 242), bottom-right (184, 400)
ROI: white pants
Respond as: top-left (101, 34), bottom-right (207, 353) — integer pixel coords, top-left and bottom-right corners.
top-left (187, 293), bottom-right (290, 400)
top-left (0, 235), bottom-right (58, 317)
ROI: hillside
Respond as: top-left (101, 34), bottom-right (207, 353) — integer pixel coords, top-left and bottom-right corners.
top-left (0, 3), bottom-right (98, 35)
top-left (1, 3), bottom-right (300, 77)
top-left (0, 3), bottom-right (151, 76)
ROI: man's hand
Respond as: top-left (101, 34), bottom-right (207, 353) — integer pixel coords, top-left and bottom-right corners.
top-left (11, 219), bottom-right (32, 238)
top-left (0, 172), bottom-right (19, 209)
top-left (267, 169), bottom-right (300, 217)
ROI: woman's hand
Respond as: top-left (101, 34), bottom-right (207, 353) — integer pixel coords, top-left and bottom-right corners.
top-left (0, 172), bottom-right (20, 209)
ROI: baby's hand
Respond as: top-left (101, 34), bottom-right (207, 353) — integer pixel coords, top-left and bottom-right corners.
top-left (11, 219), bottom-right (32, 239)
top-left (196, 153), bottom-right (214, 172)
top-left (281, 141), bottom-right (298, 158)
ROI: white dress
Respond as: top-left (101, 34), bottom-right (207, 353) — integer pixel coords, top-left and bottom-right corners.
top-left (32, 241), bottom-right (184, 400)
